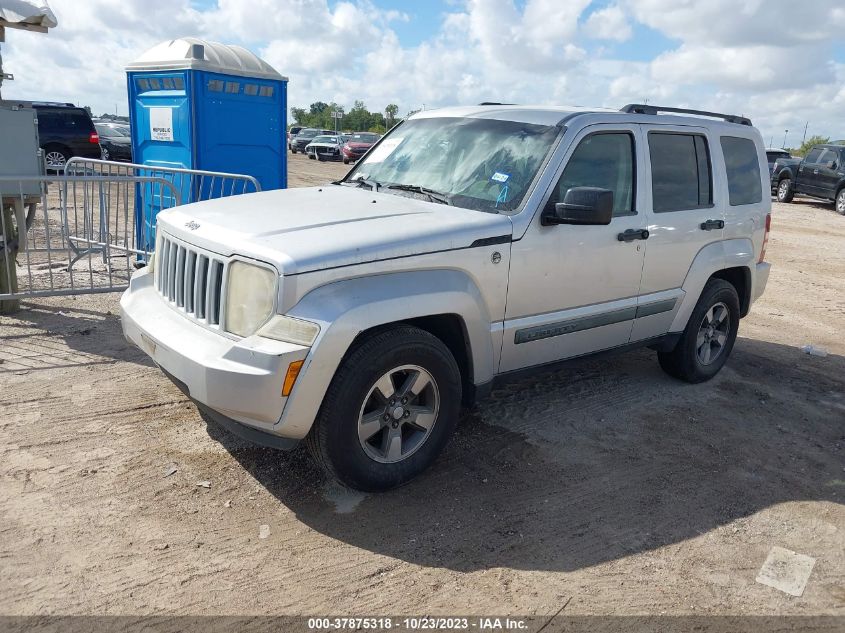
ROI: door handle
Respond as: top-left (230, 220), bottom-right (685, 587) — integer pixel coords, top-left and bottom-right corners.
top-left (700, 219), bottom-right (725, 231)
top-left (617, 228), bottom-right (649, 242)
top-left (813, 169), bottom-right (819, 175)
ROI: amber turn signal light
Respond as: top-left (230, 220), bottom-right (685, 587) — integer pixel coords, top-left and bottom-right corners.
top-left (282, 360), bottom-right (304, 397)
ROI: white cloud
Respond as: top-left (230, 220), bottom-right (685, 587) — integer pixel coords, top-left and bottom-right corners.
top-left (0, 0), bottom-right (843, 144)
top-left (585, 5), bottom-right (632, 42)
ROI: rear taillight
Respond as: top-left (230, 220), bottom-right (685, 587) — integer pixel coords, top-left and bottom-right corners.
top-left (759, 213), bottom-right (771, 263)
top-left (89, 132), bottom-right (99, 144)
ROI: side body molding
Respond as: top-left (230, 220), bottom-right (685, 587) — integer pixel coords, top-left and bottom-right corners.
top-left (276, 270), bottom-right (496, 439)
top-left (670, 237), bottom-right (755, 332)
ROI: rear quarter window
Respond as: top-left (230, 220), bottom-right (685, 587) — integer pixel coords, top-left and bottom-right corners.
top-left (721, 136), bottom-right (762, 206)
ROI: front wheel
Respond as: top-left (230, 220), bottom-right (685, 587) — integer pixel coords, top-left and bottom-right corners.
top-left (306, 326), bottom-right (461, 491)
top-left (291, 148), bottom-right (297, 154)
top-left (777, 177), bottom-right (794, 203)
top-left (658, 279), bottom-right (740, 383)
top-left (343, 157), bottom-right (350, 164)
top-left (836, 189), bottom-right (845, 215)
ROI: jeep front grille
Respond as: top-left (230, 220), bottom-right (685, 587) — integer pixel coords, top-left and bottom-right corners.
top-left (155, 234), bottom-right (226, 327)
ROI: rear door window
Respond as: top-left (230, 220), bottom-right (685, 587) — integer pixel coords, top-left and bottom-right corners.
top-left (649, 132), bottom-right (712, 212)
top-left (720, 136), bottom-right (762, 206)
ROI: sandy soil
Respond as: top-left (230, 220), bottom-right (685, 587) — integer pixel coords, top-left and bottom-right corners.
top-left (1, 154), bottom-right (843, 617)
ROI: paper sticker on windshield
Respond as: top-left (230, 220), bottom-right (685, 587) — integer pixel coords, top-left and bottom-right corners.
top-left (365, 137), bottom-right (404, 163)
top-left (491, 172), bottom-right (510, 183)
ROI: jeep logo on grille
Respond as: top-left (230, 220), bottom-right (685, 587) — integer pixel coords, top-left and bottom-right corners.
top-left (184, 221), bottom-right (200, 231)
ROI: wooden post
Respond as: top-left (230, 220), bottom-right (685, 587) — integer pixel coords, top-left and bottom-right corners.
top-left (0, 200), bottom-right (20, 314)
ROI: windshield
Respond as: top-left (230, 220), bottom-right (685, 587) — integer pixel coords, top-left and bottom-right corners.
top-left (344, 117), bottom-right (560, 213)
top-left (298, 129), bottom-right (319, 138)
top-left (312, 136), bottom-right (338, 144)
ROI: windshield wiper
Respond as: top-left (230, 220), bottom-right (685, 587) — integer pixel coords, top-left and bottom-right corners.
top-left (386, 184), bottom-right (451, 205)
top-left (349, 176), bottom-right (381, 191)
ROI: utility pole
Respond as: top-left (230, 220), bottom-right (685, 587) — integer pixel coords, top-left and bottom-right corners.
top-left (782, 129), bottom-right (788, 149)
top-left (801, 121), bottom-right (809, 145)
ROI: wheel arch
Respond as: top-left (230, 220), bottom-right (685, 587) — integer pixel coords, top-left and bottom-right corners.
top-left (711, 266), bottom-right (752, 317)
top-left (276, 269), bottom-right (495, 439)
top-left (671, 238), bottom-right (755, 331)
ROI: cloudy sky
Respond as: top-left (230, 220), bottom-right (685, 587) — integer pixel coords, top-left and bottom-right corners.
top-left (4, 0), bottom-right (845, 147)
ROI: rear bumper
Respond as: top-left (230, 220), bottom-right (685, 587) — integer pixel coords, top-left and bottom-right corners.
top-left (752, 261), bottom-right (771, 304)
top-left (120, 268), bottom-right (310, 437)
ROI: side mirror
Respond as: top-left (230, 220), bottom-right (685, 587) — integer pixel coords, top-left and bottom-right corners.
top-left (542, 187), bottom-right (614, 226)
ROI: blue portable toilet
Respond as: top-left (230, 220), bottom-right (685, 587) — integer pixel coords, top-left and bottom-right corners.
top-left (126, 37), bottom-right (287, 250)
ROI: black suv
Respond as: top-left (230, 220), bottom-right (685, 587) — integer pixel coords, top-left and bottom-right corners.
top-left (11, 102), bottom-right (102, 170)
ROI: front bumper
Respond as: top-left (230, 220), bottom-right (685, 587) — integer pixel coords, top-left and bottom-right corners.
top-left (120, 268), bottom-right (310, 437)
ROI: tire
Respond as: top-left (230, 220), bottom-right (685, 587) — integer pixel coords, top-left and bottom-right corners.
top-left (306, 326), bottom-right (461, 492)
top-left (343, 158), bottom-right (350, 164)
top-left (101, 147), bottom-right (110, 160)
top-left (308, 153), bottom-right (315, 160)
top-left (777, 177), bottom-right (794, 203)
top-left (43, 145), bottom-right (70, 172)
top-left (836, 188), bottom-right (845, 215)
top-left (291, 148), bottom-right (297, 154)
top-left (658, 279), bottom-right (740, 384)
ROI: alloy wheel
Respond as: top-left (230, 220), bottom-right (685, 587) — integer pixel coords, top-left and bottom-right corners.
top-left (357, 364), bottom-right (440, 463)
top-left (45, 151), bottom-right (67, 169)
top-left (696, 302), bottom-right (730, 365)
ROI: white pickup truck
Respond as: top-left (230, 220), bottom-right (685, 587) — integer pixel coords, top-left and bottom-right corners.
top-left (121, 103), bottom-right (771, 491)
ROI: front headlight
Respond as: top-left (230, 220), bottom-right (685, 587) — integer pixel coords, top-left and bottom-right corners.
top-left (224, 261), bottom-right (277, 337)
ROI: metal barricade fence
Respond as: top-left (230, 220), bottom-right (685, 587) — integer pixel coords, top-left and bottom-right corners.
top-left (0, 160), bottom-right (261, 306)
top-left (65, 158), bottom-right (261, 255)
top-left (0, 175), bottom-right (180, 304)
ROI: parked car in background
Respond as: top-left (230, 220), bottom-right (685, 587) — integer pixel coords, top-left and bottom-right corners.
top-left (287, 126), bottom-right (303, 150)
top-left (290, 128), bottom-right (335, 153)
top-left (771, 144), bottom-right (845, 213)
top-left (122, 103), bottom-right (771, 491)
top-left (342, 132), bottom-right (381, 164)
top-left (5, 101), bottom-right (101, 170)
top-left (305, 134), bottom-right (346, 161)
top-left (765, 148), bottom-right (791, 174)
top-left (94, 121), bottom-right (133, 162)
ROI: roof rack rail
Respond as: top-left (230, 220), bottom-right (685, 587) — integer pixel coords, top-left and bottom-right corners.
top-left (620, 104), bottom-right (752, 126)
top-left (478, 102), bottom-right (516, 106)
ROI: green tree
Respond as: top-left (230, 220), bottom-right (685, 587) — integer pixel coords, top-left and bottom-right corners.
top-left (309, 101), bottom-right (329, 116)
top-left (290, 107), bottom-right (307, 125)
top-left (794, 135), bottom-right (831, 157)
top-left (384, 103), bottom-right (399, 127)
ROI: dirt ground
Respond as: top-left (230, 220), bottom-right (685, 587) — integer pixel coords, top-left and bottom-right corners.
top-left (1, 152), bottom-right (843, 617)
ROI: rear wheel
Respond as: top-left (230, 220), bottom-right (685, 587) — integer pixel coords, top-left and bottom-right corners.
top-left (777, 177), bottom-right (794, 203)
top-left (658, 279), bottom-right (740, 383)
top-left (343, 157), bottom-right (350, 164)
top-left (44, 146), bottom-right (70, 171)
top-left (306, 326), bottom-right (461, 491)
top-left (836, 188), bottom-right (845, 215)
top-left (291, 148), bottom-right (297, 154)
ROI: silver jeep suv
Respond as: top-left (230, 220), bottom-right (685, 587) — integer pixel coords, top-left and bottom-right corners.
top-left (121, 103), bottom-right (772, 491)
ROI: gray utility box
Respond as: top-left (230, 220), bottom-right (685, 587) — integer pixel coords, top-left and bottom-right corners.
top-left (0, 103), bottom-right (43, 195)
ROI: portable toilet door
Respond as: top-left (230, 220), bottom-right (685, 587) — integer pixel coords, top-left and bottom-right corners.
top-left (126, 37), bottom-right (288, 251)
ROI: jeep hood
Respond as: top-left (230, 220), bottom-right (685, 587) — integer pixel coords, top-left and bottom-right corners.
top-left (158, 186), bottom-right (513, 275)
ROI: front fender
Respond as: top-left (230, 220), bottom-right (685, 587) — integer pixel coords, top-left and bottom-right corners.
top-left (275, 270), bottom-right (495, 439)
top-left (670, 238), bottom-right (754, 332)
